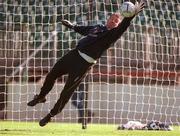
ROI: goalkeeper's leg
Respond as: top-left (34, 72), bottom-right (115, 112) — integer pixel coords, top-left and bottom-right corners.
top-left (39, 72), bottom-right (87, 127)
top-left (27, 58), bottom-right (67, 106)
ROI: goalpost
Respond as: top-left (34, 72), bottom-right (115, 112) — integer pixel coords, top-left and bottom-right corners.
top-left (0, 0), bottom-right (179, 129)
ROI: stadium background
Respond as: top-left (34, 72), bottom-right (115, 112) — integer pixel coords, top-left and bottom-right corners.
top-left (0, 0), bottom-right (179, 125)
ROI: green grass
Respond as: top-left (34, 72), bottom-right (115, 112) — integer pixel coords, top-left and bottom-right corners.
top-left (0, 121), bottom-right (179, 136)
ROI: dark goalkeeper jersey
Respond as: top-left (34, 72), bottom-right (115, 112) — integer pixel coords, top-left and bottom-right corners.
top-left (74, 17), bottom-right (134, 60)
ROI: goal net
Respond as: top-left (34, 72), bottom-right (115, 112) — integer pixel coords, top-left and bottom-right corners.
top-left (0, 0), bottom-right (179, 128)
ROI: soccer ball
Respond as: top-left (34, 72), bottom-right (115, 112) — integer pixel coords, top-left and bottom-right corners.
top-left (120, 1), bottom-right (136, 17)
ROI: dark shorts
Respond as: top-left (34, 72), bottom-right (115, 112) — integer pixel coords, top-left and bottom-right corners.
top-left (50, 49), bottom-right (93, 78)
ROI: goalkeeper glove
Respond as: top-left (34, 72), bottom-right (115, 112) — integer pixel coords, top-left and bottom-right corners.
top-left (135, 0), bottom-right (145, 15)
top-left (61, 20), bottom-right (74, 29)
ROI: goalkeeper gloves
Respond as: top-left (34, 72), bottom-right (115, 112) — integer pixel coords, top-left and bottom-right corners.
top-left (61, 20), bottom-right (74, 29)
top-left (135, 0), bottom-right (145, 15)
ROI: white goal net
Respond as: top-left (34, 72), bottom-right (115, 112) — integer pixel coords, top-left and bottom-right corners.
top-left (0, 0), bottom-right (179, 127)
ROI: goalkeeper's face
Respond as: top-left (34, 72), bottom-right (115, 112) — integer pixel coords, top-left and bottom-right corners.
top-left (106, 14), bottom-right (122, 30)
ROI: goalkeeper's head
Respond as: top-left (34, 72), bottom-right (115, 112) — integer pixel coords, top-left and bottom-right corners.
top-left (106, 13), bottom-right (122, 30)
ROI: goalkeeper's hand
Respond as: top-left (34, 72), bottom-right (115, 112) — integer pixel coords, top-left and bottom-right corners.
top-left (135, 0), bottom-right (145, 15)
top-left (61, 20), bottom-right (74, 29)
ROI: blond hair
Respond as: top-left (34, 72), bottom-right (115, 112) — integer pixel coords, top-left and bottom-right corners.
top-left (110, 13), bottom-right (122, 18)
top-left (109, 13), bottom-right (122, 20)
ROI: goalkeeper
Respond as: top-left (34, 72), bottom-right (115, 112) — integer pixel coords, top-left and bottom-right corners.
top-left (27, 1), bottom-right (145, 127)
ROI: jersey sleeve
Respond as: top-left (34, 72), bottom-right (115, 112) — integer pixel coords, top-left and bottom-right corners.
top-left (115, 16), bottom-right (135, 36)
top-left (105, 16), bottom-right (135, 43)
top-left (73, 25), bottom-right (95, 36)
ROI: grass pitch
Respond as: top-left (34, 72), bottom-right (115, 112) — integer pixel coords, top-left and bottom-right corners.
top-left (0, 121), bottom-right (179, 136)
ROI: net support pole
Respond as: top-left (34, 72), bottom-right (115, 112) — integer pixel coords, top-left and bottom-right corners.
top-left (82, 75), bottom-right (90, 129)
top-left (82, 0), bottom-right (93, 129)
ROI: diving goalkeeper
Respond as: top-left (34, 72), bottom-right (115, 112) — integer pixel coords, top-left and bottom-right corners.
top-left (27, 1), bottom-right (145, 127)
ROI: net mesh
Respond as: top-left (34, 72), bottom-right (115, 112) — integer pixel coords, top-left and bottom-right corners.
top-left (0, 0), bottom-right (179, 126)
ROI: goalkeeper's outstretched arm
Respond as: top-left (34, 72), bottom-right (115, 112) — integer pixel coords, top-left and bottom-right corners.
top-left (61, 20), bottom-right (94, 36)
top-left (61, 0), bottom-right (144, 36)
top-left (102, 0), bottom-right (145, 44)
